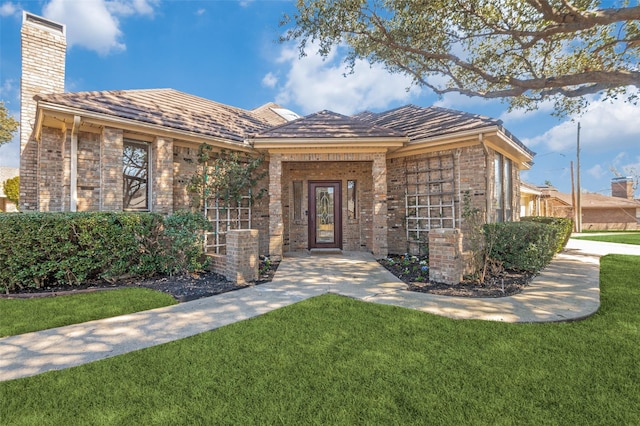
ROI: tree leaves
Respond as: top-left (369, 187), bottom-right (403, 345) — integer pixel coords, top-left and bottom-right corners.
top-left (187, 144), bottom-right (267, 209)
top-left (283, 0), bottom-right (640, 115)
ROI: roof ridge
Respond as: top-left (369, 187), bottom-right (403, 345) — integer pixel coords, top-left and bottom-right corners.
top-left (426, 105), bottom-right (502, 125)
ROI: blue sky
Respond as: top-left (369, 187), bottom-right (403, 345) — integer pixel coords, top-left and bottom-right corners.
top-left (1, 0), bottom-right (639, 197)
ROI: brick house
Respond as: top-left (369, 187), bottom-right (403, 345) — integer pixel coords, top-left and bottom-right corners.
top-left (19, 13), bottom-right (535, 272)
top-left (0, 167), bottom-right (19, 212)
top-left (539, 178), bottom-right (640, 231)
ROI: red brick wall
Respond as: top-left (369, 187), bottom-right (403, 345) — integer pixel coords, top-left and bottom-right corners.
top-left (152, 136), bottom-right (174, 214)
top-left (583, 208), bottom-right (640, 231)
top-left (36, 127), bottom-right (66, 211)
top-left (429, 228), bottom-right (464, 284)
top-left (386, 146), bottom-right (490, 254)
top-left (76, 132), bottom-right (101, 211)
top-left (172, 145), bottom-right (199, 211)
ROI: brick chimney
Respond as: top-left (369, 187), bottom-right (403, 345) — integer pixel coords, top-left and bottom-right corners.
top-left (19, 12), bottom-right (66, 211)
top-left (611, 177), bottom-right (634, 200)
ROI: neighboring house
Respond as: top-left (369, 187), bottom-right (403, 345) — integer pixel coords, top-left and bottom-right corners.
top-left (19, 13), bottom-right (535, 264)
top-left (0, 167), bottom-right (19, 212)
top-left (538, 178), bottom-right (640, 231)
top-left (520, 181), bottom-right (542, 217)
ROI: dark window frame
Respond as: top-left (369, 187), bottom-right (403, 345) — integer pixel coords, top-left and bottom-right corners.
top-left (123, 139), bottom-right (151, 211)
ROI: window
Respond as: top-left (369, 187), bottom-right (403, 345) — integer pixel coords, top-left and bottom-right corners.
top-left (494, 156), bottom-right (504, 222)
top-left (504, 157), bottom-right (513, 220)
top-left (494, 153), bottom-right (513, 222)
top-left (292, 180), bottom-right (303, 221)
top-left (123, 140), bottom-right (150, 211)
top-left (347, 180), bottom-right (357, 219)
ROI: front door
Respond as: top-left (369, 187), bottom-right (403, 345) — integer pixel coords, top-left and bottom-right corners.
top-left (308, 181), bottom-right (342, 249)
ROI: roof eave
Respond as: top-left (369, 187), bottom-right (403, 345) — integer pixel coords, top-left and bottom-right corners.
top-left (388, 125), bottom-right (535, 169)
top-left (36, 101), bottom-right (253, 152)
top-left (251, 136), bottom-right (408, 150)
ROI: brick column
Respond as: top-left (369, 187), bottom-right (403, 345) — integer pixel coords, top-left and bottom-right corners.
top-left (372, 153), bottom-right (388, 258)
top-left (19, 13), bottom-right (66, 212)
top-left (152, 136), bottom-right (174, 214)
top-left (225, 229), bottom-right (259, 285)
top-left (100, 127), bottom-right (124, 211)
top-left (429, 228), bottom-right (464, 285)
top-left (268, 154), bottom-right (283, 261)
top-left (37, 128), bottom-right (66, 211)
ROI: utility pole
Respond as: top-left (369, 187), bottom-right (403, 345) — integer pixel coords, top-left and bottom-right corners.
top-left (576, 122), bottom-right (582, 233)
top-left (570, 161), bottom-right (577, 232)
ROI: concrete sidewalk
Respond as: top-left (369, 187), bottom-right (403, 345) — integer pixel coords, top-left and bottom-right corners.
top-left (2, 239), bottom-right (637, 381)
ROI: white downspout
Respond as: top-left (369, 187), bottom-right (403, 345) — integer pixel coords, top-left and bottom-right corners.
top-left (70, 115), bottom-right (81, 212)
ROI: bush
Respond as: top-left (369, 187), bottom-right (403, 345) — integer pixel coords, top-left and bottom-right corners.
top-left (0, 211), bottom-right (210, 292)
top-left (159, 211), bottom-right (211, 275)
top-left (483, 221), bottom-right (558, 273)
top-left (521, 216), bottom-right (573, 253)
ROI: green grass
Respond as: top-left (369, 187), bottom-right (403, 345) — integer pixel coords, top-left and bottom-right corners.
top-left (2, 255), bottom-right (640, 424)
top-left (573, 233), bottom-right (640, 245)
top-left (0, 288), bottom-right (177, 337)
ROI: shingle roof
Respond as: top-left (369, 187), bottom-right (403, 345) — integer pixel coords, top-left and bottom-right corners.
top-left (36, 89), bottom-right (279, 142)
top-left (36, 90), bottom-right (533, 157)
top-left (547, 189), bottom-right (640, 208)
top-left (354, 105), bottom-right (534, 156)
top-left (353, 105), bottom-right (499, 139)
top-left (252, 110), bottom-right (406, 139)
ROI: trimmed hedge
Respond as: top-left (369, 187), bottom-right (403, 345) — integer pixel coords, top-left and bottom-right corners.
top-left (483, 221), bottom-right (559, 273)
top-left (521, 216), bottom-right (573, 253)
top-left (0, 211), bottom-right (210, 292)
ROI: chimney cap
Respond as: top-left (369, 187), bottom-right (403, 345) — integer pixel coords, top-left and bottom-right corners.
top-left (23, 12), bottom-right (66, 36)
top-left (612, 176), bottom-right (633, 182)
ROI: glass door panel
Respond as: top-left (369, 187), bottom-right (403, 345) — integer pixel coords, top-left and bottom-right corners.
top-left (315, 186), bottom-right (335, 243)
top-left (308, 181), bottom-right (342, 249)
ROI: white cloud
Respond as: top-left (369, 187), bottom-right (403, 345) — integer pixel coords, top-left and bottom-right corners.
top-left (42, 0), bottom-right (159, 55)
top-left (522, 95), bottom-right (640, 152)
top-left (0, 79), bottom-right (18, 101)
top-left (0, 1), bottom-right (19, 17)
top-left (587, 164), bottom-right (607, 179)
top-left (614, 153), bottom-right (640, 178)
top-left (0, 136), bottom-right (20, 168)
top-left (498, 99), bottom-right (556, 122)
top-left (272, 44), bottom-right (421, 115)
top-left (196, 8), bottom-right (205, 16)
top-left (106, 0), bottom-right (157, 16)
top-left (262, 72), bottom-right (278, 88)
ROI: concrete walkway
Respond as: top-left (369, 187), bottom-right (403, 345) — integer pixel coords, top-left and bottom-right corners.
top-left (2, 239), bottom-right (639, 381)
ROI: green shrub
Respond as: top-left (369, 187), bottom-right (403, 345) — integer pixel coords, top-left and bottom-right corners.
top-left (521, 216), bottom-right (573, 253)
top-left (483, 221), bottom-right (558, 273)
top-left (158, 211), bottom-right (211, 275)
top-left (0, 211), bottom-right (210, 292)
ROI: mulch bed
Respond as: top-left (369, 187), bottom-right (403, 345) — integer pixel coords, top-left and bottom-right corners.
top-left (2, 260), bottom-right (279, 302)
top-left (378, 255), bottom-right (536, 298)
top-left (4, 254), bottom-right (536, 301)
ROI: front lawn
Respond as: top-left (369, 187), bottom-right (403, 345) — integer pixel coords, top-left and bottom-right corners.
top-left (573, 232), bottom-right (640, 245)
top-left (1, 255), bottom-right (639, 424)
top-left (0, 288), bottom-right (177, 337)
